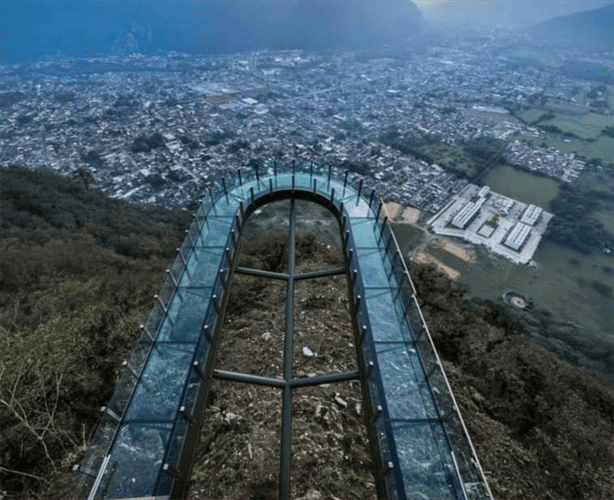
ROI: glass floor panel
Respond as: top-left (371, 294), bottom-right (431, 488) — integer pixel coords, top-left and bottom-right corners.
top-left (97, 422), bottom-right (173, 499)
top-left (193, 218), bottom-right (233, 247)
top-left (391, 421), bottom-right (460, 500)
top-left (179, 248), bottom-right (224, 288)
top-left (351, 217), bottom-right (381, 248)
top-left (358, 248), bottom-right (393, 288)
top-left (364, 288), bottom-right (414, 343)
top-left (375, 344), bottom-right (438, 420)
top-left (156, 287), bottom-right (213, 342)
top-left (124, 343), bottom-right (196, 422)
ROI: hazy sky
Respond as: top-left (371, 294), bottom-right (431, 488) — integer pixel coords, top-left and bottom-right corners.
top-left (1, 0), bottom-right (612, 63)
top-left (414, 0), bottom-right (613, 27)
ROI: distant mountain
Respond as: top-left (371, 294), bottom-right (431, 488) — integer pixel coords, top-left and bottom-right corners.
top-left (525, 3), bottom-right (614, 52)
top-left (285, 0), bottom-right (424, 50)
top-left (417, 0), bottom-right (613, 30)
top-left (2, 0), bottom-right (423, 63)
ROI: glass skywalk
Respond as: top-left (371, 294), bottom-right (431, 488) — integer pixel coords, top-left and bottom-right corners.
top-left (71, 162), bottom-right (492, 500)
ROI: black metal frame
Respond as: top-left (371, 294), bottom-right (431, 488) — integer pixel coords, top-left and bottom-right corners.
top-left (202, 193), bottom-right (371, 500)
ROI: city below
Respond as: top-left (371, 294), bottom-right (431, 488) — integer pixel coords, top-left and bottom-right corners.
top-left (1, 37), bottom-right (611, 265)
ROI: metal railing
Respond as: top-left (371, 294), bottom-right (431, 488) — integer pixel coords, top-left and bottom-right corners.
top-left (71, 160), bottom-right (492, 500)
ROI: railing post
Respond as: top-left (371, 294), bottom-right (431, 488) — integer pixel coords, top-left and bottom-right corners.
top-left (368, 189), bottom-right (375, 209)
top-left (330, 188), bottom-right (335, 203)
top-left (238, 168), bottom-right (243, 187)
top-left (274, 160), bottom-right (277, 178)
top-left (357, 178), bottom-right (363, 203)
top-left (209, 188), bottom-right (217, 215)
top-left (166, 269), bottom-right (178, 288)
top-left (185, 228), bottom-right (194, 249)
top-left (359, 325), bottom-right (367, 346)
top-left (222, 177), bottom-right (229, 204)
top-left (154, 294), bottom-right (167, 314)
top-left (269, 178), bottom-right (273, 193)
top-left (313, 178), bottom-right (317, 194)
top-left (177, 247), bottom-right (187, 267)
top-left (328, 164), bottom-right (332, 188)
top-left (140, 324), bottom-right (154, 342)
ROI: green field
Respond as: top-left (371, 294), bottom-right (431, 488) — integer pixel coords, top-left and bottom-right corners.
top-left (522, 131), bottom-right (614, 166)
top-left (518, 108), bottom-right (545, 123)
top-left (592, 210), bottom-right (614, 235)
top-left (483, 164), bottom-right (561, 210)
top-left (539, 110), bottom-right (613, 140)
top-left (578, 169), bottom-right (614, 193)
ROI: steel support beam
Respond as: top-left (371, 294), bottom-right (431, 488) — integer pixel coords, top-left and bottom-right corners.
top-left (294, 267), bottom-right (346, 281)
top-left (280, 198), bottom-right (296, 500)
top-left (234, 266), bottom-right (290, 281)
top-left (290, 370), bottom-right (360, 389)
top-left (212, 370), bottom-right (286, 388)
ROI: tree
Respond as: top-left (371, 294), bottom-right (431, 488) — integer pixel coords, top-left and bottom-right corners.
top-left (72, 168), bottom-right (94, 190)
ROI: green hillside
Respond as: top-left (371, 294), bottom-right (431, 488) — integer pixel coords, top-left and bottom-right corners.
top-left (0, 166), bottom-right (612, 499)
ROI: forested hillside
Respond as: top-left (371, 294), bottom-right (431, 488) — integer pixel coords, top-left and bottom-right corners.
top-left (0, 166), bottom-right (191, 498)
top-left (0, 166), bottom-right (612, 499)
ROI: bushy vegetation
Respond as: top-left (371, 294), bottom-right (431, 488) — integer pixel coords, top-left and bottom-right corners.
top-left (0, 166), bottom-right (192, 498)
top-left (0, 91), bottom-right (26, 108)
top-left (411, 264), bottom-right (614, 500)
top-left (104, 94), bottom-right (140, 121)
top-left (380, 128), bottom-right (508, 180)
top-left (130, 132), bottom-right (166, 153)
top-left (545, 182), bottom-right (614, 254)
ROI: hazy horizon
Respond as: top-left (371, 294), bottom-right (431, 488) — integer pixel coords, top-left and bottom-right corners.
top-left (1, 0), bottom-right (613, 64)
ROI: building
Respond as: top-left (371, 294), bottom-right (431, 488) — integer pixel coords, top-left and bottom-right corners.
top-left (504, 222), bottom-right (532, 251)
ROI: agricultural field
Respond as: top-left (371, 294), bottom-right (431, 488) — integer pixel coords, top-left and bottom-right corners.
top-left (522, 132), bottom-right (614, 166)
top-left (592, 210), bottom-right (614, 236)
top-left (540, 110), bottom-right (613, 140)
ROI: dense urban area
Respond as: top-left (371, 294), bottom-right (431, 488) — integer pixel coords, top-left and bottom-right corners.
top-left (2, 36), bottom-right (610, 209)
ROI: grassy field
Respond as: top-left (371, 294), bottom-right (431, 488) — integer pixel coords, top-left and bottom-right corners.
top-left (518, 108), bottom-right (545, 123)
top-left (522, 132), bottom-right (614, 166)
top-left (578, 168), bottom-right (614, 202)
top-left (540, 110), bottom-right (612, 140)
top-left (592, 210), bottom-right (614, 235)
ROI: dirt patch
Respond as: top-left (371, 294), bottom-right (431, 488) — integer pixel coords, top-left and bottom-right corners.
top-left (412, 250), bottom-right (461, 281)
top-left (188, 234), bottom-right (376, 499)
top-left (432, 237), bottom-right (476, 264)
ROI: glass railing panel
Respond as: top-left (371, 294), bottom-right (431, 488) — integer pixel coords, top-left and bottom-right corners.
top-left (179, 247), bottom-right (223, 288)
top-left (127, 340), bottom-right (153, 375)
top-left (212, 193), bottom-right (241, 216)
top-left (376, 344), bottom-right (439, 420)
top-left (157, 274), bottom-right (176, 307)
top-left (95, 422), bottom-right (173, 499)
top-left (107, 368), bottom-right (137, 417)
top-left (357, 248), bottom-right (393, 288)
top-left (363, 289), bottom-right (413, 343)
top-left (124, 343), bottom-right (196, 421)
top-left (294, 172), bottom-right (312, 189)
top-left (169, 256), bottom-right (185, 287)
top-left (391, 421), bottom-right (459, 500)
top-left (193, 217), bottom-right (233, 247)
top-left (79, 414), bottom-right (119, 472)
top-left (155, 287), bottom-right (212, 342)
